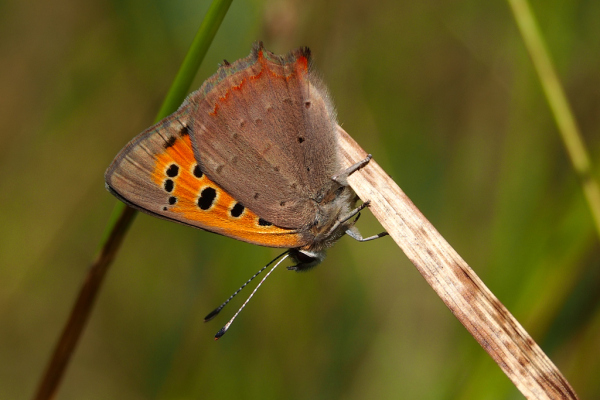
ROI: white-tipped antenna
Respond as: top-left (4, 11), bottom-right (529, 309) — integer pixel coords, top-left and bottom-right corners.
top-left (204, 250), bottom-right (289, 322)
top-left (212, 253), bottom-right (290, 340)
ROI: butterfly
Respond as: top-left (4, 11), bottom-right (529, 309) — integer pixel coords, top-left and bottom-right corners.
top-left (105, 42), bottom-right (384, 274)
top-left (105, 42), bottom-right (388, 337)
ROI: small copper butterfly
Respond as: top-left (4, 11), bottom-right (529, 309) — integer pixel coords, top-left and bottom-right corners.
top-left (105, 42), bottom-right (384, 274)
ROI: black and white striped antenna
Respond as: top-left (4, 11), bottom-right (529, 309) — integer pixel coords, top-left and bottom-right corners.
top-left (204, 250), bottom-right (290, 340)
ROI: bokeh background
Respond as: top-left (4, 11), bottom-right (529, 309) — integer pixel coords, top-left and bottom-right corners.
top-left (2, 0), bottom-right (599, 399)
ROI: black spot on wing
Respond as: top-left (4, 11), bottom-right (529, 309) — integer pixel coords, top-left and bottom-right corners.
top-left (198, 187), bottom-right (217, 210)
top-left (193, 164), bottom-right (203, 178)
top-left (164, 136), bottom-right (177, 148)
top-left (258, 218), bottom-right (272, 227)
top-left (180, 125), bottom-right (190, 136)
top-left (166, 164), bottom-right (179, 177)
top-left (231, 203), bottom-right (244, 218)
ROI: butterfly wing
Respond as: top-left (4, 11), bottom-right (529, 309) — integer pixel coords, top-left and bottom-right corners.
top-left (185, 42), bottom-right (340, 229)
top-left (105, 109), bottom-right (309, 249)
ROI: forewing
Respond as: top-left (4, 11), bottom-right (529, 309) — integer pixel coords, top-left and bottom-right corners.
top-left (105, 109), bottom-right (309, 249)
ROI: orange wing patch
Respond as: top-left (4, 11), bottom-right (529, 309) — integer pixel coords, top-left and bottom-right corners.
top-left (151, 134), bottom-right (307, 248)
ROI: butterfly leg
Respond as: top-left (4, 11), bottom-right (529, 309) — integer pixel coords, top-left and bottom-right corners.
top-left (340, 200), bottom-right (370, 224)
top-left (332, 154), bottom-right (372, 186)
top-left (342, 205), bottom-right (389, 242)
top-left (346, 225), bottom-right (389, 242)
top-left (323, 200), bottom-right (370, 238)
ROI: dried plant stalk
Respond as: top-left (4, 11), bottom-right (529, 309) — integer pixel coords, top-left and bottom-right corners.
top-left (337, 125), bottom-right (578, 400)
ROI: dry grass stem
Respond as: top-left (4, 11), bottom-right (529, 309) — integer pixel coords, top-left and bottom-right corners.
top-left (337, 125), bottom-right (578, 400)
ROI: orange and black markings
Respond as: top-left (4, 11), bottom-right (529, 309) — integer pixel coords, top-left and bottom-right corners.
top-left (150, 133), bottom-right (304, 248)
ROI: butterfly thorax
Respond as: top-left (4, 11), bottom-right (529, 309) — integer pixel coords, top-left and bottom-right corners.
top-left (299, 184), bottom-right (358, 253)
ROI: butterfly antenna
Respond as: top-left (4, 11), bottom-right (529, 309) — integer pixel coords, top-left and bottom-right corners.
top-left (213, 253), bottom-right (290, 340)
top-left (204, 250), bottom-right (289, 322)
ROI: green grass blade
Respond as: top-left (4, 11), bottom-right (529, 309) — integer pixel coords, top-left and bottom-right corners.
top-left (101, 0), bottom-right (233, 246)
top-left (155, 0), bottom-right (233, 122)
top-left (508, 0), bottom-right (600, 238)
top-left (32, 2), bottom-right (233, 399)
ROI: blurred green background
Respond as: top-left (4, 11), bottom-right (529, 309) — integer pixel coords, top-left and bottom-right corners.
top-left (2, 0), bottom-right (599, 398)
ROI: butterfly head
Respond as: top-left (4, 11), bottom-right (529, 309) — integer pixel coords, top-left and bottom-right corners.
top-left (287, 248), bottom-right (326, 271)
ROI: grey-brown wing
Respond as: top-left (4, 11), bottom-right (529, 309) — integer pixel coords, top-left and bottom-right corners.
top-left (187, 44), bottom-right (339, 229)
